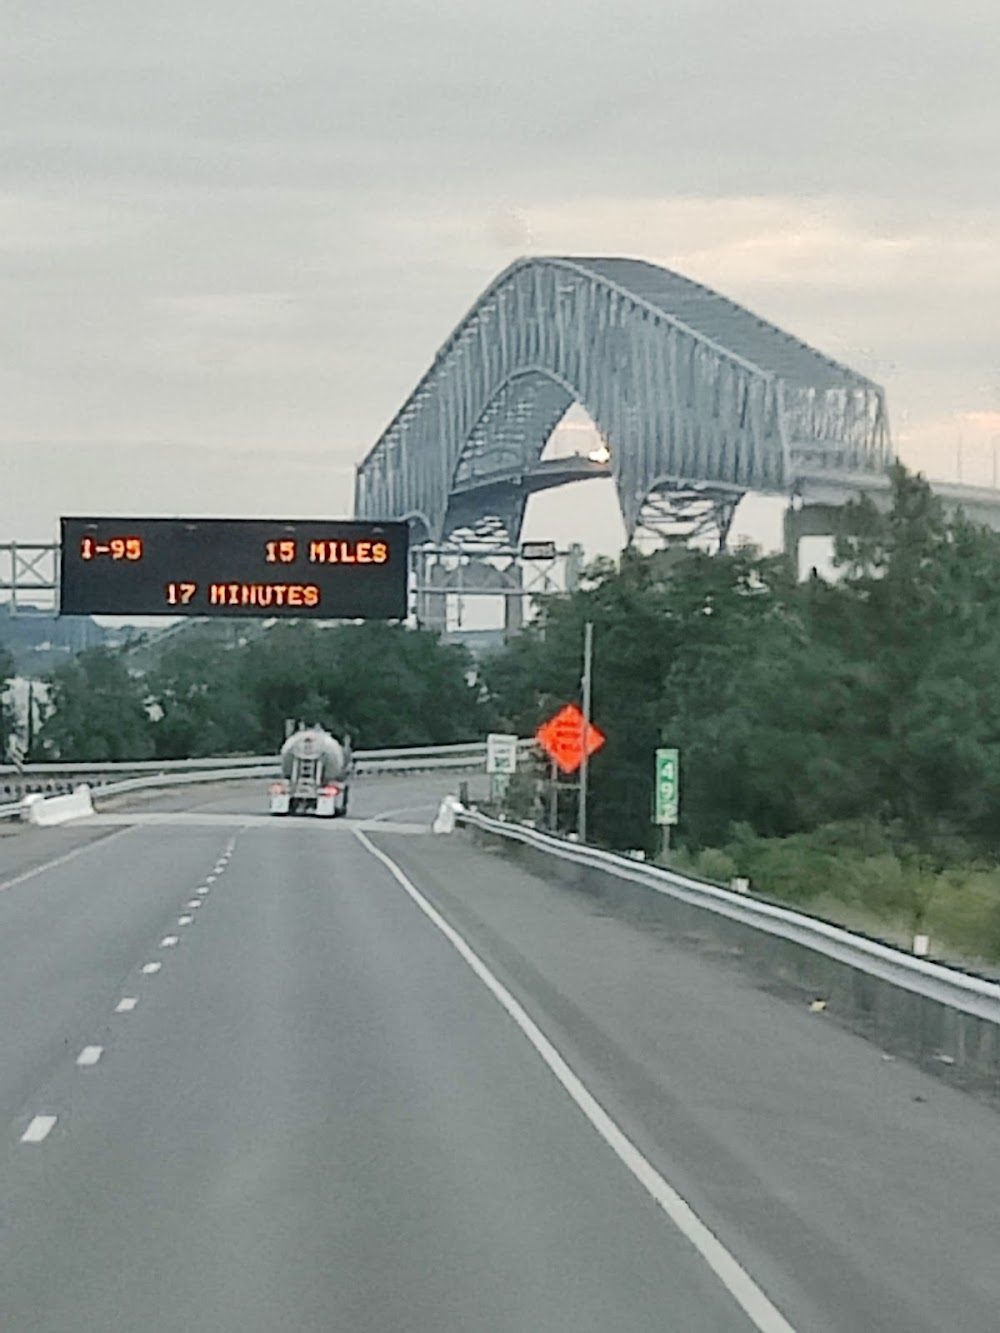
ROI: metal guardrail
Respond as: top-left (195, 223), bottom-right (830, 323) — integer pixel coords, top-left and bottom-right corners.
top-left (0, 739), bottom-right (503, 780)
top-left (94, 752), bottom-right (487, 800)
top-left (458, 809), bottom-right (1000, 1025)
top-left (94, 767), bottom-right (279, 799)
top-left (0, 742), bottom-right (499, 819)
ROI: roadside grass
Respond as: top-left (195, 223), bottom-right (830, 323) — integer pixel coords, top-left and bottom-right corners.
top-left (662, 823), bottom-right (1000, 969)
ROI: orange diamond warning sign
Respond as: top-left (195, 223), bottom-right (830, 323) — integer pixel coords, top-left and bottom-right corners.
top-left (535, 703), bottom-right (606, 775)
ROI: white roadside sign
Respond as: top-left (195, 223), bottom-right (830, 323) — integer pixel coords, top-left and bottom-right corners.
top-left (486, 733), bottom-right (518, 775)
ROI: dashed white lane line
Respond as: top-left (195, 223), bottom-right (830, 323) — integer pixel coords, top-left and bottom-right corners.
top-left (355, 829), bottom-right (798, 1333)
top-left (21, 1115), bottom-right (57, 1144)
top-left (160, 935), bottom-right (179, 947)
top-left (178, 915), bottom-right (193, 926)
top-left (206, 875), bottom-right (217, 884)
top-left (76, 1045), bottom-right (103, 1067)
top-left (141, 962), bottom-right (162, 975)
top-left (186, 899), bottom-right (202, 909)
top-left (196, 887), bottom-right (210, 896)
top-left (115, 997), bottom-right (138, 1013)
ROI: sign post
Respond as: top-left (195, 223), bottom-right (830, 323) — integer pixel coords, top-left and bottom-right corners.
top-left (6, 735), bottom-right (25, 772)
top-left (654, 747), bottom-right (679, 856)
top-left (535, 700), bottom-right (605, 838)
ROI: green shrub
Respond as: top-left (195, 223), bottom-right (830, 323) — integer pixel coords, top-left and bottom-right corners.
top-left (925, 870), bottom-right (1000, 961)
top-left (658, 820), bottom-right (1000, 964)
top-left (694, 847), bottom-right (738, 884)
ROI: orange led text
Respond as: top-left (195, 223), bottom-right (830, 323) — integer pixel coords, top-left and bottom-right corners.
top-left (165, 582), bottom-right (198, 606)
top-left (81, 536), bottom-right (143, 561)
top-left (208, 583), bottom-right (321, 608)
top-left (308, 540), bottom-right (388, 564)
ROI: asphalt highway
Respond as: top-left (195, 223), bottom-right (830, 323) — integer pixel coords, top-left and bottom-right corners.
top-left (1, 775), bottom-right (998, 1331)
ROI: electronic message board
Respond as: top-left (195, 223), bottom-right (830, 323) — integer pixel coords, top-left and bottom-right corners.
top-left (60, 518), bottom-right (409, 619)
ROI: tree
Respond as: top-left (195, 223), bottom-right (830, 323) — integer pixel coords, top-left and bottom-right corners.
top-left (833, 464), bottom-right (1000, 855)
top-left (482, 463), bottom-right (1000, 861)
top-left (316, 622), bottom-right (489, 747)
top-left (37, 647), bottom-right (154, 762)
top-left (238, 621), bottom-right (489, 749)
top-left (147, 637), bottom-right (258, 758)
top-left (0, 642), bottom-right (15, 759)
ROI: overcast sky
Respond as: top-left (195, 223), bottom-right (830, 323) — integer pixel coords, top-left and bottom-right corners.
top-left (2, 0), bottom-right (998, 556)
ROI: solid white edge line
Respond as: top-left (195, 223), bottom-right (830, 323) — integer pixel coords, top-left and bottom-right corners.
top-left (21, 1115), bottom-right (58, 1143)
top-left (115, 997), bottom-right (138, 1012)
top-left (371, 803), bottom-right (437, 823)
top-left (76, 1045), bottom-right (103, 1066)
top-left (354, 828), bottom-right (798, 1333)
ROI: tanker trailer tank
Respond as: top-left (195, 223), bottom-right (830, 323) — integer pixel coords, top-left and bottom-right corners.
top-left (269, 726), bottom-right (351, 817)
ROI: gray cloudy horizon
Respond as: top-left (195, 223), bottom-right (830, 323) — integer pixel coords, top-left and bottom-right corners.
top-left (2, 0), bottom-right (999, 551)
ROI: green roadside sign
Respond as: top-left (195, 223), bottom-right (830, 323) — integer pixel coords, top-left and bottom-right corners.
top-left (654, 748), bottom-right (679, 825)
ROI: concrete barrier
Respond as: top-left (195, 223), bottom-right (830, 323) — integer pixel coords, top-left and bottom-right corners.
top-left (22, 785), bottom-right (95, 827)
top-left (460, 815), bottom-right (1000, 1104)
top-left (432, 795), bottom-right (463, 834)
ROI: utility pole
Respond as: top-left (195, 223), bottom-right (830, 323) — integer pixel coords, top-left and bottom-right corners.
top-left (26, 681), bottom-right (35, 760)
top-left (577, 621), bottom-right (594, 843)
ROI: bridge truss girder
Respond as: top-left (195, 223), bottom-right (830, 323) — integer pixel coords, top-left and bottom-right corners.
top-left (355, 257), bottom-right (890, 547)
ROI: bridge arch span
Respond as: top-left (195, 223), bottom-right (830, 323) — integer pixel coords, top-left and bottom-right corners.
top-left (355, 256), bottom-right (890, 544)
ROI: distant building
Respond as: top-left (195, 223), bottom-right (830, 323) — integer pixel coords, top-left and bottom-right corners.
top-left (0, 603), bottom-right (105, 672)
top-left (442, 628), bottom-right (507, 657)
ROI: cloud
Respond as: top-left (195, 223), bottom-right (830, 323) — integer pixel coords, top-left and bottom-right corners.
top-left (0, 0), bottom-right (997, 546)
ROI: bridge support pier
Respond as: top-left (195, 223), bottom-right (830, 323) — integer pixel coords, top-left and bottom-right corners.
top-left (783, 503), bottom-right (848, 578)
top-left (503, 566), bottom-right (524, 638)
top-left (633, 485), bottom-right (744, 553)
top-left (413, 557), bottom-right (449, 633)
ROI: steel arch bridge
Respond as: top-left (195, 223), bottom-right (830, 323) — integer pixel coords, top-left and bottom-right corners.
top-left (354, 256), bottom-right (892, 546)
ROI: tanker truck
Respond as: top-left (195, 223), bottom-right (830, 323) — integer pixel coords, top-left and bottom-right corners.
top-left (269, 725), bottom-right (352, 817)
